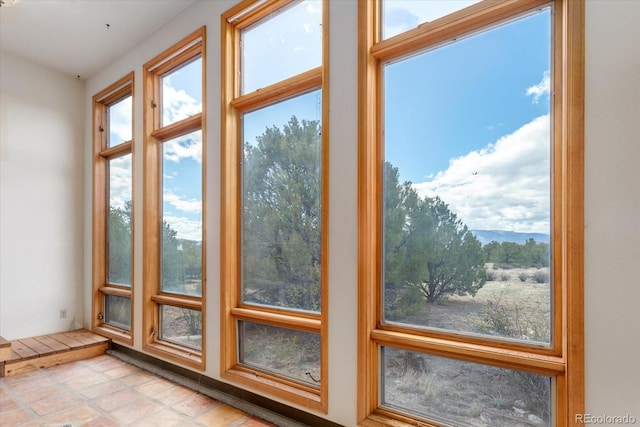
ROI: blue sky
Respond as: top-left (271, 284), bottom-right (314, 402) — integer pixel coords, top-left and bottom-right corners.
top-left (383, 0), bottom-right (481, 39)
top-left (109, 1), bottom-right (552, 240)
top-left (159, 59), bottom-right (203, 242)
top-left (384, 8), bottom-right (550, 182)
top-left (107, 57), bottom-right (204, 242)
top-left (108, 96), bottom-right (132, 211)
top-left (384, 4), bottom-right (552, 234)
top-left (241, 0), bottom-right (321, 95)
top-left (241, 0), bottom-right (322, 145)
top-left (243, 90), bottom-right (321, 148)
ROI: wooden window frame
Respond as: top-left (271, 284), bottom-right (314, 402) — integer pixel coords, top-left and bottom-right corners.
top-left (142, 27), bottom-right (206, 370)
top-left (357, 0), bottom-right (584, 425)
top-left (220, 0), bottom-right (330, 412)
top-left (92, 73), bottom-right (135, 345)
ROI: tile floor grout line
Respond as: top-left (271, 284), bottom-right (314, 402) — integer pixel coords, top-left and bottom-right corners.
top-left (19, 362), bottom-right (114, 426)
top-left (0, 354), bottom-right (279, 427)
top-left (0, 372), bottom-right (44, 423)
top-left (106, 350), bottom-right (309, 427)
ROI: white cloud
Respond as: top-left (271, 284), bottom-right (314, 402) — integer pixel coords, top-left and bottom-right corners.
top-left (164, 190), bottom-right (202, 215)
top-left (412, 115), bottom-right (551, 234)
top-left (163, 215), bottom-right (202, 242)
top-left (109, 102), bottom-right (133, 147)
top-left (163, 191), bottom-right (202, 240)
top-left (162, 77), bottom-right (202, 125)
top-left (306, 0), bottom-right (321, 15)
top-left (526, 70), bottom-right (550, 104)
top-left (109, 155), bottom-right (132, 209)
top-left (109, 96), bottom-right (132, 144)
top-left (163, 132), bottom-right (202, 163)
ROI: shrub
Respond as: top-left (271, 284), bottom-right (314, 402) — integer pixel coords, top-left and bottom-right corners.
top-left (384, 284), bottom-right (423, 321)
top-left (518, 272), bottom-right (528, 282)
top-left (478, 291), bottom-right (550, 343)
top-left (478, 294), bottom-right (514, 337)
top-left (532, 270), bottom-right (550, 284)
top-left (509, 370), bottom-right (550, 422)
top-left (499, 272), bottom-right (510, 282)
top-left (486, 270), bottom-right (497, 281)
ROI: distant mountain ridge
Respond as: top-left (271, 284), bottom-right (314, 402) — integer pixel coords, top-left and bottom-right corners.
top-left (470, 229), bottom-right (550, 245)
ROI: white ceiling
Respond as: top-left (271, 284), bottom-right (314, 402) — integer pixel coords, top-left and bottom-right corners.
top-left (0, 0), bottom-right (196, 80)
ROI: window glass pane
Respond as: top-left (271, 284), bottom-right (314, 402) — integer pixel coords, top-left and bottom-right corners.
top-left (382, 0), bottom-right (481, 40)
top-left (108, 154), bottom-right (132, 286)
top-left (107, 95), bottom-right (132, 147)
top-left (239, 321), bottom-right (320, 387)
top-left (105, 295), bottom-right (131, 330)
top-left (159, 305), bottom-right (202, 351)
top-left (241, 0), bottom-right (322, 94)
top-left (382, 347), bottom-right (551, 426)
top-left (161, 130), bottom-right (202, 297)
top-left (242, 91), bottom-right (322, 313)
top-left (382, 10), bottom-right (551, 344)
top-left (161, 57), bottom-right (202, 127)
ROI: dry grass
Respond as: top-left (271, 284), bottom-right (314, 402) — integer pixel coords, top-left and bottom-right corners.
top-left (383, 265), bottom-right (552, 425)
top-left (398, 264), bottom-right (551, 342)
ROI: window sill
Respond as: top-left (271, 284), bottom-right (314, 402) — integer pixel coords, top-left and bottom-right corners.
top-left (143, 340), bottom-right (203, 371)
top-left (361, 411), bottom-right (445, 427)
top-left (222, 367), bottom-right (326, 413)
top-left (93, 324), bottom-right (132, 346)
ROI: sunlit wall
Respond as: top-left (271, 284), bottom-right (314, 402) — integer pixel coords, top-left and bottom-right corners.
top-left (0, 52), bottom-right (84, 339)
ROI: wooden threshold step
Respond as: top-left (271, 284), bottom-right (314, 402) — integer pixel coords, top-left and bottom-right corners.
top-left (0, 336), bottom-right (10, 362)
top-left (0, 329), bottom-right (110, 377)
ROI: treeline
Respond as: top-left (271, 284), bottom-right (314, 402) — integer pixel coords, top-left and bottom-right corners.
top-left (110, 117), bottom-right (549, 316)
top-left (482, 239), bottom-right (550, 268)
top-left (109, 201), bottom-right (202, 297)
top-left (162, 221), bottom-right (202, 296)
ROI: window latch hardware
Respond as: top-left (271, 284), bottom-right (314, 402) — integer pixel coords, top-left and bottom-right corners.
top-left (305, 372), bottom-right (320, 383)
top-left (97, 312), bottom-right (104, 320)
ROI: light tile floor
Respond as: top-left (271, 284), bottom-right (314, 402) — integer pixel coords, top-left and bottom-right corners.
top-left (0, 354), bottom-right (277, 427)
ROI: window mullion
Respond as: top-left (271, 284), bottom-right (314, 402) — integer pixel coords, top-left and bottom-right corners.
top-left (230, 67), bottom-right (322, 111)
top-left (151, 114), bottom-right (202, 141)
top-left (230, 307), bottom-right (321, 333)
top-left (99, 141), bottom-right (133, 159)
top-left (371, 329), bottom-right (565, 376)
top-left (371, 0), bottom-right (549, 62)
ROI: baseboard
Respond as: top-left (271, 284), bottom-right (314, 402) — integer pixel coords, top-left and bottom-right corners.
top-left (109, 342), bottom-right (344, 427)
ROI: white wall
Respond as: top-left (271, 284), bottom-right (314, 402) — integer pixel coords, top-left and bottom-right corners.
top-left (0, 51), bottom-right (84, 340)
top-left (327, 1), bottom-right (358, 422)
top-left (72, 0), bottom-right (640, 424)
top-left (584, 0), bottom-right (640, 417)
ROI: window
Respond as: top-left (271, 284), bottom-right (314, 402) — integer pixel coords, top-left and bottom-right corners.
top-left (221, 0), bottom-right (328, 411)
top-left (143, 27), bottom-right (206, 369)
top-left (92, 73), bottom-right (134, 344)
top-left (358, 1), bottom-right (584, 425)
